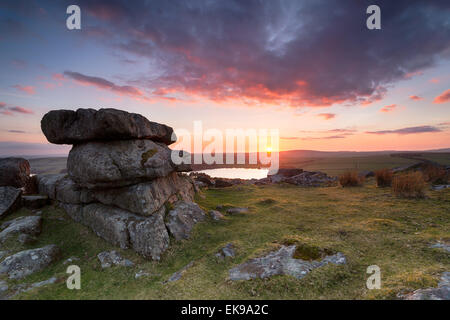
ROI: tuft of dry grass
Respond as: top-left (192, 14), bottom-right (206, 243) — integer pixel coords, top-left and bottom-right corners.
top-left (392, 171), bottom-right (426, 198)
top-left (375, 168), bottom-right (393, 187)
top-left (339, 171), bottom-right (364, 187)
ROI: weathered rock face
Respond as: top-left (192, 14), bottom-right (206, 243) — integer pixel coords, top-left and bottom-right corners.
top-left (0, 157), bottom-right (31, 189)
top-left (41, 108), bottom-right (176, 145)
top-left (39, 173), bottom-right (194, 216)
top-left (92, 172), bottom-right (194, 216)
top-left (0, 245), bottom-right (60, 279)
top-left (229, 245), bottom-right (346, 281)
top-left (0, 186), bottom-right (22, 219)
top-left (165, 201), bottom-right (206, 241)
top-left (37, 174), bottom-right (66, 199)
top-left (67, 139), bottom-right (190, 188)
top-left (61, 203), bottom-right (170, 260)
top-left (0, 216), bottom-right (42, 243)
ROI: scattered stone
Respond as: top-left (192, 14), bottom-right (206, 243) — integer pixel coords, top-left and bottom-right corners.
top-left (0, 215), bottom-right (42, 244)
top-left (63, 256), bottom-right (80, 265)
top-left (431, 185), bottom-right (450, 191)
top-left (165, 201), bottom-right (205, 241)
top-left (41, 108), bottom-right (176, 145)
top-left (22, 195), bottom-right (48, 209)
top-left (430, 242), bottom-right (450, 253)
top-left (67, 139), bottom-right (190, 189)
top-left (165, 261), bottom-right (194, 283)
top-left (214, 179), bottom-right (233, 188)
top-left (216, 243), bottom-right (235, 260)
top-left (0, 245), bottom-right (61, 279)
top-left (209, 210), bottom-right (224, 221)
top-left (0, 186), bottom-right (22, 219)
top-left (268, 168), bottom-right (304, 183)
top-left (285, 171), bottom-right (337, 187)
top-left (229, 245), bottom-right (346, 281)
top-left (226, 207), bottom-right (249, 215)
top-left (26, 277), bottom-right (58, 291)
top-left (0, 157), bottom-right (31, 188)
top-left (97, 250), bottom-right (134, 269)
top-left (402, 272), bottom-right (450, 300)
top-left (135, 270), bottom-right (150, 279)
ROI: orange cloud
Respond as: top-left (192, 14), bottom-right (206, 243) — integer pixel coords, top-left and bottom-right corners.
top-left (317, 113), bottom-right (336, 120)
top-left (380, 104), bottom-right (397, 113)
top-left (429, 78), bottom-right (440, 84)
top-left (433, 89), bottom-right (450, 104)
top-left (409, 95), bottom-right (423, 101)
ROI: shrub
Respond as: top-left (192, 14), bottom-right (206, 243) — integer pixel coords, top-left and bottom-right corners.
top-left (423, 165), bottom-right (448, 184)
top-left (375, 168), bottom-right (393, 187)
top-left (339, 171), bottom-right (364, 187)
top-left (392, 171), bottom-right (426, 198)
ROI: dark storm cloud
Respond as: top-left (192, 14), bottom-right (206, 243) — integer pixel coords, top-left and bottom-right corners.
top-left (63, 71), bottom-right (144, 97)
top-left (5, 0), bottom-right (450, 107)
top-left (366, 126), bottom-right (441, 135)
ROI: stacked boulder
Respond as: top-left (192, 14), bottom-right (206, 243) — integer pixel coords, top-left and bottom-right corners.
top-left (39, 108), bottom-right (204, 260)
top-left (0, 157), bottom-right (40, 218)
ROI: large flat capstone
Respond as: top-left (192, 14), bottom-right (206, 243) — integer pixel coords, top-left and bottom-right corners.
top-left (41, 108), bottom-right (176, 145)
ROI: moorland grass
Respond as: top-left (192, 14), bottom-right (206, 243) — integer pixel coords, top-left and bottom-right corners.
top-left (1, 179), bottom-right (449, 300)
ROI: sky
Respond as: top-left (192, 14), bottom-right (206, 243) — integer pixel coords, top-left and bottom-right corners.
top-left (0, 0), bottom-right (449, 156)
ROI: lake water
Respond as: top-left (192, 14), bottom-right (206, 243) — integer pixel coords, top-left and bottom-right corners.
top-left (195, 168), bottom-right (269, 180)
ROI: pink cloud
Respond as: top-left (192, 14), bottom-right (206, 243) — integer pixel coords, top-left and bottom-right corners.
top-left (429, 78), bottom-right (440, 84)
top-left (13, 85), bottom-right (35, 95)
top-left (0, 102), bottom-right (6, 109)
top-left (380, 104), bottom-right (397, 113)
top-left (409, 95), bottom-right (423, 101)
top-left (9, 106), bottom-right (34, 114)
top-left (317, 113), bottom-right (336, 120)
top-left (433, 89), bottom-right (450, 104)
top-left (0, 110), bottom-right (13, 116)
top-left (52, 73), bottom-right (65, 81)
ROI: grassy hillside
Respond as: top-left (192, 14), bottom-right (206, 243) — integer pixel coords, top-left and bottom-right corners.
top-left (3, 179), bottom-right (449, 300)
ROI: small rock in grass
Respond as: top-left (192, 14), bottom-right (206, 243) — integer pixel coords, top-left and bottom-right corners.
top-left (209, 210), bottom-right (224, 221)
top-left (430, 242), bottom-right (450, 253)
top-left (135, 270), bottom-right (150, 279)
top-left (97, 250), bottom-right (134, 269)
top-left (0, 215), bottom-right (42, 244)
top-left (0, 245), bottom-right (61, 279)
top-left (229, 245), bottom-right (346, 281)
top-left (165, 261), bottom-right (194, 283)
top-left (63, 256), bottom-right (80, 265)
top-left (215, 243), bottom-right (235, 260)
top-left (402, 272), bottom-right (450, 300)
top-left (226, 207), bottom-right (249, 215)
